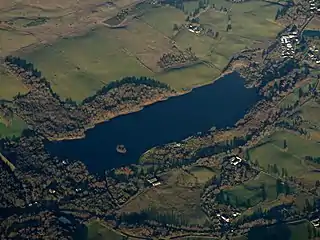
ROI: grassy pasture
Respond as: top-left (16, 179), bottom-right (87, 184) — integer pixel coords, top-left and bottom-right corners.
top-left (230, 13), bottom-right (281, 40)
top-left (86, 220), bottom-right (124, 240)
top-left (0, 66), bottom-right (28, 100)
top-left (271, 131), bottom-right (320, 159)
top-left (247, 220), bottom-right (313, 240)
top-left (280, 79), bottom-right (318, 108)
top-left (156, 62), bottom-right (220, 89)
top-left (200, 2), bottom-right (281, 40)
top-left (249, 131), bottom-right (320, 177)
top-left (287, 221), bottom-right (313, 240)
top-left (17, 1), bottom-right (283, 100)
top-left (0, 114), bottom-right (27, 138)
top-left (22, 27), bottom-right (152, 101)
top-left (174, 29), bottom-right (215, 58)
top-left (21, 22), bottom-right (220, 99)
top-left (107, 19), bottom-right (174, 72)
top-left (139, 6), bottom-right (186, 36)
top-left (210, 34), bottom-right (254, 60)
top-left (299, 99), bottom-right (320, 129)
top-left (121, 169), bottom-right (209, 226)
top-left (225, 173), bottom-right (277, 207)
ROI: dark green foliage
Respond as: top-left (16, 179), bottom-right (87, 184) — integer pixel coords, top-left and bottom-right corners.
top-left (82, 76), bottom-right (170, 104)
top-left (120, 207), bottom-right (189, 226)
top-left (248, 224), bottom-right (291, 240)
top-left (195, 136), bottom-right (246, 158)
top-left (305, 156), bottom-right (320, 164)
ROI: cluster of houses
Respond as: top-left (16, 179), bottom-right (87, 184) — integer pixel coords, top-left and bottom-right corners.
top-left (309, 0), bottom-right (320, 14)
top-left (280, 31), bottom-right (299, 59)
top-left (216, 211), bottom-right (241, 224)
top-left (308, 45), bottom-right (320, 64)
top-left (188, 24), bottom-right (201, 34)
top-left (147, 177), bottom-right (161, 187)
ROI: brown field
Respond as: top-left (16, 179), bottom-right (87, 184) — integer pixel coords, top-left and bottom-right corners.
top-left (306, 17), bottom-right (320, 30)
top-left (0, 29), bottom-right (37, 56)
top-left (0, 0), bottom-right (141, 57)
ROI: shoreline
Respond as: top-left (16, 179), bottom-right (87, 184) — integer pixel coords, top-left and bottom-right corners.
top-left (47, 69), bottom-right (237, 142)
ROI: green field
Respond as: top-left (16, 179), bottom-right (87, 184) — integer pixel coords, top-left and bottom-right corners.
top-left (156, 63), bottom-right (220, 89)
top-left (86, 221), bottom-right (125, 240)
top-left (200, 2), bottom-right (281, 38)
top-left (21, 27), bottom-right (152, 102)
top-left (21, 21), bottom-right (219, 100)
top-left (249, 131), bottom-right (320, 177)
top-left (280, 79), bottom-right (318, 108)
top-left (0, 66), bottom-right (28, 100)
top-left (247, 220), bottom-right (314, 240)
top-left (139, 6), bottom-right (186, 36)
top-left (19, 0), bottom-right (283, 101)
top-left (225, 173), bottom-right (277, 208)
top-left (300, 99), bottom-right (320, 128)
top-left (0, 115), bottom-right (27, 138)
top-left (288, 221), bottom-right (313, 240)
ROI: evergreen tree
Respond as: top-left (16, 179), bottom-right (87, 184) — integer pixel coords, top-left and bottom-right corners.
top-left (298, 88), bottom-right (304, 98)
top-left (261, 183), bottom-right (267, 201)
top-left (273, 164), bottom-right (279, 175)
top-left (283, 139), bottom-right (287, 149)
top-left (276, 179), bottom-right (284, 196)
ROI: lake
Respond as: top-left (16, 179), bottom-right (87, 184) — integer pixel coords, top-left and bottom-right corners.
top-left (303, 30), bottom-right (320, 37)
top-left (46, 72), bottom-right (259, 175)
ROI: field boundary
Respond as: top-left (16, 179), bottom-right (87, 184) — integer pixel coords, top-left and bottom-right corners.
top-left (0, 151), bottom-right (15, 171)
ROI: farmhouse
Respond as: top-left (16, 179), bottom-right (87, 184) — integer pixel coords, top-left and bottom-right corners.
top-left (216, 213), bottom-right (230, 223)
top-left (230, 156), bottom-right (243, 166)
top-left (49, 189), bottom-right (56, 194)
top-left (188, 24), bottom-right (201, 34)
top-left (147, 177), bottom-right (161, 187)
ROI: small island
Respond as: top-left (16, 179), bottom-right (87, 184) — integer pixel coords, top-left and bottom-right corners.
top-left (116, 144), bottom-right (127, 154)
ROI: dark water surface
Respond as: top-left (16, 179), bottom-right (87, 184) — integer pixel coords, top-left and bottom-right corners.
top-left (46, 72), bottom-right (259, 175)
top-left (303, 30), bottom-right (320, 37)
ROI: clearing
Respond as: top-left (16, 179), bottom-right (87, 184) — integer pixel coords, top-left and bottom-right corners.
top-left (0, 114), bottom-right (27, 138)
top-left (121, 169), bottom-right (210, 226)
top-left (86, 220), bottom-right (124, 240)
top-left (0, 66), bottom-right (28, 100)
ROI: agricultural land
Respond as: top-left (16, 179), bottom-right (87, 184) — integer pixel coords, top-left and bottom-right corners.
top-left (0, 0), bottom-right (320, 239)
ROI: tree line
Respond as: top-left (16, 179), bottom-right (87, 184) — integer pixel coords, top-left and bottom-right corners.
top-left (195, 136), bottom-right (247, 158)
top-left (82, 76), bottom-right (170, 104)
